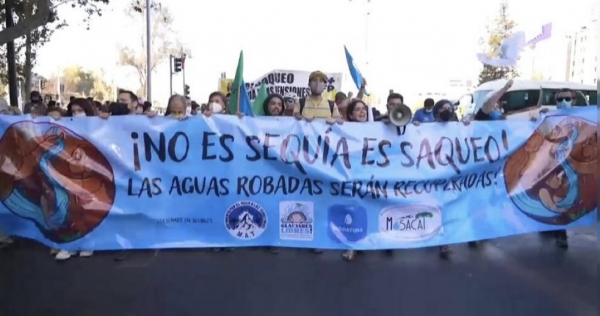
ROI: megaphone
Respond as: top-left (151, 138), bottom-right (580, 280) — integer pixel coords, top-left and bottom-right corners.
top-left (388, 103), bottom-right (413, 127)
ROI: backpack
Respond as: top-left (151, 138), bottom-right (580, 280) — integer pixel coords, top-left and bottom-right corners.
top-left (299, 97), bottom-right (335, 116)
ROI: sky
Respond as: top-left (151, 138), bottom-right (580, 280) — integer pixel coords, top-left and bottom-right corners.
top-left (34, 0), bottom-right (598, 107)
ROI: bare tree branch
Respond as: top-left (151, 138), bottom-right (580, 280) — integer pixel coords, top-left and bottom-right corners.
top-left (118, 0), bottom-right (185, 97)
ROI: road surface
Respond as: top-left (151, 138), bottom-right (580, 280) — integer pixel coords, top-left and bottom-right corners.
top-left (0, 228), bottom-right (597, 316)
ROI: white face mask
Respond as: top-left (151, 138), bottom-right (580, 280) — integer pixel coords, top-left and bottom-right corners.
top-left (209, 102), bottom-right (223, 113)
top-left (73, 112), bottom-right (86, 117)
top-left (425, 108), bottom-right (433, 113)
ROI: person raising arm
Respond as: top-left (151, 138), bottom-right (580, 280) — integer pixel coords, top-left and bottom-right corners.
top-left (474, 79), bottom-right (513, 121)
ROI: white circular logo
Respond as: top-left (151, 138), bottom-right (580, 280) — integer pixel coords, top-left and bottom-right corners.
top-left (225, 201), bottom-right (267, 240)
top-left (344, 214), bottom-right (353, 225)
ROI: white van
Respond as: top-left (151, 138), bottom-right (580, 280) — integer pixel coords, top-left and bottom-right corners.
top-left (457, 79), bottom-right (597, 120)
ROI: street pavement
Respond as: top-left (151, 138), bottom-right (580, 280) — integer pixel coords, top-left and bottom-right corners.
top-left (0, 228), bottom-right (597, 316)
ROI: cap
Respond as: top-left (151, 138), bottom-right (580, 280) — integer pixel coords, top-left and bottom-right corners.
top-left (309, 71), bottom-right (328, 82)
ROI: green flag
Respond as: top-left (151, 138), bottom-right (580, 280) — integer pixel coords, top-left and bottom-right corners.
top-left (228, 51), bottom-right (244, 115)
top-left (252, 83), bottom-right (267, 116)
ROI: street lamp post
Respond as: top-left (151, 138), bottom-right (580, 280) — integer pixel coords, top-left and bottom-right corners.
top-left (145, 0), bottom-right (152, 102)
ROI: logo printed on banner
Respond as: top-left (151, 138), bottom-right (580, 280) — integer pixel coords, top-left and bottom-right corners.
top-left (225, 201), bottom-right (267, 240)
top-left (504, 116), bottom-right (598, 225)
top-left (378, 205), bottom-right (443, 241)
top-left (327, 204), bottom-right (368, 243)
top-left (279, 201), bottom-right (314, 241)
top-left (0, 121), bottom-right (115, 244)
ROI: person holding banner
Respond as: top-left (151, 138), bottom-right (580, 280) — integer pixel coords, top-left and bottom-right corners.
top-left (148, 94), bottom-right (189, 119)
top-left (411, 98), bottom-right (436, 123)
top-left (203, 91), bottom-right (229, 116)
top-left (117, 90), bottom-right (140, 115)
top-left (262, 94), bottom-right (286, 117)
top-left (344, 99), bottom-right (369, 122)
top-left (334, 92), bottom-right (348, 119)
top-left (343, 78), bottom-right (369, 119)
top-left (66, 98), bottom-right (96, 117)
top-left (282, 93), bottom-right (298, 116)
top-left (42, 98), bottom-right (98, 260)
top-left (412, 99), bottom-right (460, 125)
top-left (46, 106), bottom-right (64, 120)
top-left (412, 99), bottom-right (469, 258)
top-left (378, 93), bottom-right (405, 122)
top-left (474, 80), bottom-right (513, 121)
top-left (0, 98), bottom-right (22, 248)
top-left (529, 87), bottom-right (581, 249)
top-left (294, 71), bottom-right (342, 125)
top-left (343, 98), bottom-right (396, 261)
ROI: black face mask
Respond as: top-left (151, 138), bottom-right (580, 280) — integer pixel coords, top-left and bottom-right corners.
top-left (439, 110), bottom-right (452, 122)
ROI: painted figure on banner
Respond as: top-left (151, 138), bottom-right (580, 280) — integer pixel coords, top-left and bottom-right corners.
top-left (504, 115), bottom-right (597, 225)
top-left (0, 121), bottom-right (115, 243)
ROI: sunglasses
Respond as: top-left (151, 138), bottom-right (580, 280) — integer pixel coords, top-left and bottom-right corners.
top-left (557, 97), bottom-right (572, 102)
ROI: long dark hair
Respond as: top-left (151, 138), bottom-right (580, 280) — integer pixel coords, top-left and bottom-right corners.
top-left (432, 99), bottom-right (458, 122)
top-left (346, 99), bottom-right (368, 122)
top-left (66, 98), bottom-right (95, 117)
top-left (262, 94), bottom-right (285, 116)
top-left (207, 91), bottom-right (229, 114)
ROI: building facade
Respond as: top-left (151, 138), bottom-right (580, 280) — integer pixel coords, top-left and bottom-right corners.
top-left (566, 20), bottom-right (598, 85)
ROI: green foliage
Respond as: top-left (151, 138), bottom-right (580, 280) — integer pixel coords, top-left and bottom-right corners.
top-left (477, 0), bottom-right (519, 85)
top-left (0, 0), bottom-right (110, 85)
top-left (42, 65), bottom-right (114, 102)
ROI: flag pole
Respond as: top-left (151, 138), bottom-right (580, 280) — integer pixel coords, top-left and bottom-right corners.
top-left (145, 0), bottom-right (152, 102)
top-left (365, 0), bottom-right (370, 68)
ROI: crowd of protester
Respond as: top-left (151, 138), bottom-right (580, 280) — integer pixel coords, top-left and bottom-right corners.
top-left (0, 70), bottom-right (577, 261)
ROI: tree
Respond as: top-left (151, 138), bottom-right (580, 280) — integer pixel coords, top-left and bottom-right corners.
top-left (0, 0), bottom-right (51, 46)
top-left (41, 65), bottom-right (113, 102)
top-left (478, 0), bottom-right (519, 85)
top-left (118, 0), bottom-right (187, 99)
top-left (0, 0), bottom-right (109, 100)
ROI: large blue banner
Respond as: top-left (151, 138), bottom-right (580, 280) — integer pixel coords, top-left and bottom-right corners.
top-left (0, 107), bottom-right (596, 250)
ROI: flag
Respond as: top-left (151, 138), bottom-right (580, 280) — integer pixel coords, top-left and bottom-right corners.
top-left (476, 31), bottom-right (526, 68)
top-left (526, 23), bottom-right (553, 48)
top-left (344, 46), bottom-right (369, 96)
top-left (228, 51), bottom-right (254, 116)
top-left (252, 83), bottom-right (267, 116)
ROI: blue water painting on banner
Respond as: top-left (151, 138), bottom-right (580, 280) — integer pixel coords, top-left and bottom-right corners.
top-left (0, 107), bottom-right (596, 250)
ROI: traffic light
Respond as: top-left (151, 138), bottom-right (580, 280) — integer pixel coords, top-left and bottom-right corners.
top-left (174, 57), bottom-right (182, 73)
top-left (40, 79), bottom-right (46, 90)
top-left (184, 85), bottom-right (190, 97)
